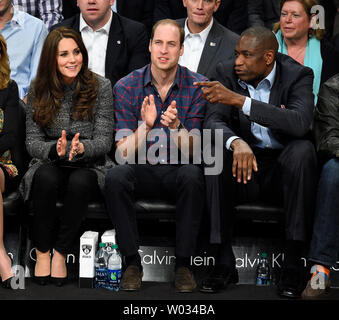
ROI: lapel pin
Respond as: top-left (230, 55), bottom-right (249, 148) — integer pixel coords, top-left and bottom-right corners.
top-left (210, 42), bottom-right (216, 47)
top-left (117, 40), bottom-right (121, 44)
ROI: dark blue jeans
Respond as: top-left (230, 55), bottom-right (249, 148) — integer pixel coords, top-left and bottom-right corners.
top-left (308, 158), bottom-right (339, 267)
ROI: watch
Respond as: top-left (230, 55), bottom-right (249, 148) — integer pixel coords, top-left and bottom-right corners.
top-left (175, 121), bottom-right (185, 131)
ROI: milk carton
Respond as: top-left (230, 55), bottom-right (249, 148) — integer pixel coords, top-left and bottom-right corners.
top-left (101, 229), bottom-right (116, 247)
top-left (79, 231), bottom-right (99, 288)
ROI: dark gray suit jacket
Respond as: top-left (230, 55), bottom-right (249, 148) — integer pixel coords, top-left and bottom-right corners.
top-left (204, 53), bottom-right (315, 243)
top-left (205, 53), bottom-right (315, 152)
top-left (177, 18), bottom-right (239, 80)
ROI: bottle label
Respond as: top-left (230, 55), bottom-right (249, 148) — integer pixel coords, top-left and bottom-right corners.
top-left (107, 269), bottom-right (122, 291)
top-left (256, 276), bottom-right (270, 286)
top-left (95, 267), bottom-right (108, 288)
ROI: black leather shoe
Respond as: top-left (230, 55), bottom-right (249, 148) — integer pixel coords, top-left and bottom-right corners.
top-left (50, 276), bottom-right (67, 287)
top-left (1, 276), bottom-right (13, 289)
top-left (33, 275), bottom-right (50, 286)
top-left (200, 266), bottom-right (239, 293)
top-left (277, 266), bottom-right (305, 299)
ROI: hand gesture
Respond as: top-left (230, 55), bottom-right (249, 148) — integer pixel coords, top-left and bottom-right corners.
top-left (194, 81), bottom-right (244, 107)
top-left (57, 130), bottom-right (67, 157)
top-left (141, 95), bottom-right (157, 130)
top-left (231, 139), bottom-right (258, 184)
top-left (160, 101), bottom-right (179, 129)
top-left (69, 133), bottom-right (84, 161)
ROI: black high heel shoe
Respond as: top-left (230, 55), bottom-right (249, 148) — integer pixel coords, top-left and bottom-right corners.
top-left (33, 274), bottom-right (50, 286)
top-left (50, 276), bottom-right (67, 287)
top-left (1, 276), bottom-right (14, 289)
top-left (0, 255), bottom-right (14, 289)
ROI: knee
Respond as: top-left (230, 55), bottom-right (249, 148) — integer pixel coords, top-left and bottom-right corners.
top-left (67, 169), bottom-right (96, 193)
top-left (177, 165), bottom-right (204, 187)
top-left (321, 158), bottom-right (339, 185)
top-left (281, 140), bottom-right (317, 170)
top-left (105, 165), bottom-right (135, 192)
top-left (33, 164), bottom-right (59, 189)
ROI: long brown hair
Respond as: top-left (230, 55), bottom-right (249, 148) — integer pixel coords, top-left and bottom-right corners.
top-left (273, 0), bottom-right (324, 40)
top-left (32, 27), bottom-right (98, 128)
top-left (0, 33), bottom-right (11, 90)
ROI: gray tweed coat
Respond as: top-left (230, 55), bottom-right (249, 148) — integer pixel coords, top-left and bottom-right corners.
top-left (20, 74), bottom-right (115, 201)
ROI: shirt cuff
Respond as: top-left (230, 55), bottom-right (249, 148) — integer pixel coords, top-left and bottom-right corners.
top-left (226, 136), bottom-right (241, 151)
top-left (242, 97), bottom-right (252, 116)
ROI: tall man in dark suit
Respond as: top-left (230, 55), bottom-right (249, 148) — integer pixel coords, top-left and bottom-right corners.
top-left (154, 0), bottom-right (248, 35)
top-left (53, 0), bottom-right (149, 87)
top-left (195, 26), bottom-right (318, 298)
top-left (177, 0), bottom-right (238, 79)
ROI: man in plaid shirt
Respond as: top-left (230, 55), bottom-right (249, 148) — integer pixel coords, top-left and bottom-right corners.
top-left (105, 19), bottom-right (207, 293)
top-left (13, 0), bottom-right (62, 30)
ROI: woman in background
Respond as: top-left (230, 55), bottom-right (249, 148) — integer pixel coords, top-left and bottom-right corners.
top-left (273, 0), bottom-right (339, 102)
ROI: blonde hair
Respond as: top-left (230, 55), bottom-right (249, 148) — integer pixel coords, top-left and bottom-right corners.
top-left (0, 33), bottom-right (11, 90)
top-left (273, 0), bottom-right (324, 40)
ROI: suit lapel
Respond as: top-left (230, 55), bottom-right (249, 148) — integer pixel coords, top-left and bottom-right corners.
top-left (105, 13), bottom-right (124, 79)
top-left (197, 23), bottom-right (221, 75)
top-left (239, 86), bottom-right (253, 137)
top-left (74, 15), bottom-right (81, 33)
top-left (269, 60), bottom-right (282, 106)
top-left (116, 0), bottom-right (123, 13)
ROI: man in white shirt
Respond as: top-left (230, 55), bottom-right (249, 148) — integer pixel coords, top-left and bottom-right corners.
top-left (177, 0), bottom-right (238, 79)
top-left (52, 0), bottom-right (149, 87)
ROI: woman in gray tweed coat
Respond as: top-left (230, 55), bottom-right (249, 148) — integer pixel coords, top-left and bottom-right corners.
top-left (20, 27), bottom-right (114, 286)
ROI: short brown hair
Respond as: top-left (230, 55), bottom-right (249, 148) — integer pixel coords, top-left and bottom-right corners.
top-left (151, 19), bottom-right (185, 46)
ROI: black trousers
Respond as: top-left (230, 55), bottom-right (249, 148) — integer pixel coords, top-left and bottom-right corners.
top-left (104, 164), bottom-right (205, 258)
top-left (206, 140), bottom-right (318, 247)
top-left (31, 163), bottom-right (100, 254)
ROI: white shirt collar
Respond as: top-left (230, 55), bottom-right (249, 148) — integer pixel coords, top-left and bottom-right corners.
top-left (184, 17), bottom-right (214, 43)
top-left (9, 7), bottom-right (25, 28)
top-left (79, 9), bottom-right (112, 34)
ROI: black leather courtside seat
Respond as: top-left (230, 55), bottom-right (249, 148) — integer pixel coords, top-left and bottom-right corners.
top-left (235, 201), bottom-right (284, 224)
top-left (3, 190), bottom-right (23, 217)
top-left (51, 198), bottom-right (177, 223)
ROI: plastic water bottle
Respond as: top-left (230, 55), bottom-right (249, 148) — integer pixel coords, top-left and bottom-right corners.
top-left (256, 252), bottom-right (271, 286)
top-left (107, 244), bottom-right (122, 291)
top-left (95, 242), bottom-right (108, 288)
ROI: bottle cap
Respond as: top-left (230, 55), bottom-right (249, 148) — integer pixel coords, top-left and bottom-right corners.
top-left (261, 252), bottom-right (267, 258)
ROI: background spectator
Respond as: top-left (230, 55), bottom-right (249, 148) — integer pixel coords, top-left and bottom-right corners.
top-left (13, 0), bottom-right (63, 30)
top-left (0, 0), bottom-right (48, 101)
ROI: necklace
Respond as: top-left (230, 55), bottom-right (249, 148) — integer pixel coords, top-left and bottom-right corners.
top-left (288, 46), bottom-right (306, 63)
